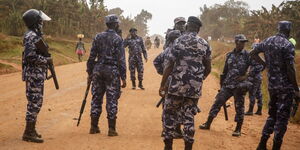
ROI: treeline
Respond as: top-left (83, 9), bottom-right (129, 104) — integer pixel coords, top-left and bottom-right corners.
top-left (200, 0), bottom-right (300, 48)
top-left (0, 0), bottom-right (152, 38)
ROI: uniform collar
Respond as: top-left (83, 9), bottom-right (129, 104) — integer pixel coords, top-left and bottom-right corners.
top-left (276, 33), bottom-right (288, 39)
top-left (106, 29), bottom-right (116, 33)
top-left (233, 48), bottom-right (245, 55)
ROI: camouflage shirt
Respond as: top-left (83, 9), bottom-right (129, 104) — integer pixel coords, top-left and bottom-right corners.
top-left (123, 36), bottom-right (147, 59)
top-left (247, 59), bottom-right (265, 82)
top-left (222, 49), bottom-right (251, 89)
top-left (166, 32), bottom-right (211, 99)
top-left (254, 33), bottom-right (295, 90)
top-left (22, 30), bottom-right (48, 81)
top-left (153, 42), bottom-right (175, 75)
top-left (87, 29), bottom-right (126, 80)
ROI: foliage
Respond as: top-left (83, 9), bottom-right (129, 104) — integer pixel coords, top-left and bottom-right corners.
top-left (0, 0), bottom-right (152, 38)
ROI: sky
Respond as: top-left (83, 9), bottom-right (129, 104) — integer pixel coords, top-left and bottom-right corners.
top-left (104, 0), bottom-right (286, 36)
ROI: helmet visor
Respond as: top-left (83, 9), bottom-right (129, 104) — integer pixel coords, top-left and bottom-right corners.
top-left (39, 11), bottom-right (51, 21)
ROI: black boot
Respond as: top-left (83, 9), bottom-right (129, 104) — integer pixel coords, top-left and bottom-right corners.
top-left (89, 116), bottom-right (100, 134)
top-left (138, 81), bottom-right (145, 90)
top-left (255, 106), bottom-right (262, 115)
top-left (199, 116), bottom-right (214, 130)
top-left (232, 122), bottom-right (242, 137)
top-left (256, 136), bottom-right (269, 150)
top-left (108, 119), bottom-right (118, 136)
top-left (164, 139), bottom-right (173, 150)
top-left (22, 121), bottom-right (44, 143)
top-left (272, 140), bottom-right (282, 150)
top-left (173, 124), bottom-right (183, 139)
top-left (245, 104), bottom-right (254, 116)
top-left (32, 121), bottom-right (42, 138)
top-left (132, 80), bottom-right (136, 90)
top-left (184, 141), bottom-right (193, 150)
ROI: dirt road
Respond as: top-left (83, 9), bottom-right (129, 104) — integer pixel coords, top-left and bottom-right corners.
top-left (0, 48), bottom-right (299, 150)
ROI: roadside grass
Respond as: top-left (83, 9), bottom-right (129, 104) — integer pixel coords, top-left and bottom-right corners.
top-left (0, 33), bottom-right (91, 73)
top-left (0, 63), bottom-right (18, 75)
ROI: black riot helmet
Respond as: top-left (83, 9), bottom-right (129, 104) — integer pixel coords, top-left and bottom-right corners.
top-left (22, 9), bottom-right (51, 29)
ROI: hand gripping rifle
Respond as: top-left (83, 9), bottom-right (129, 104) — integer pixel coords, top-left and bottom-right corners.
top-left (291, 87), bottom-right (300, 117)
top-left (34, 39), bottom-right (59, 89)
top-left (77, 79), bottom-right (92, 126)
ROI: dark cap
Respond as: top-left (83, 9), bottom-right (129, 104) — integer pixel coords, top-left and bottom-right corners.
top-left (278, 21), bottom-right (292, 32)
top-left (187, 16), bottom-right (202, 27)
top-left (174, 17), bottom-right (186, 24)
top-left (105, 14), bottom-right (120, 24)
top-left (129, 28), bottom-right (137, 32)
top-left (235, 34), bottom-right (248, 42)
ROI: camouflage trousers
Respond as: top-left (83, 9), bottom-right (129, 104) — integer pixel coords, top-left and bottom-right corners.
top-left (208, 87), bottom-right (246, 123)
top-left (261, 89), bottom-right (294, 143)
top-left (163, 94), bottom-right (198, 143)
top-left (25, 77), bottom-right (44, 122)
top-left (248, 79), bottom-right (263, 108)
top-left (90, 68), bottom-right (121, 120)
top-left (161, 97), bottom-right (184, 133)
top-left (129, 56), bottom-right (144, 81)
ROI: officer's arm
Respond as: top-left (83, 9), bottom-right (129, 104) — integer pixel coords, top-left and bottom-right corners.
top-left (220, 54), bottom-right (229, 86)
top-left (141, 38), bottom-right (148, 60)
top-left (250, 43), bottom-right (266, 66)
top-left (153, 52), bottom-right (164, 75)
top-left (284, 44), bottom-right (299, 92)
top-left (123, 39), bottom-right (129, 48)
top-left (118, 39), bottom-right (127, 80)
top-left (160, 60), bottom-right (174, 90)
top-left (203, 46), bottom-right (212, 80)
top-left (86, 37), bottom-right (98, 76)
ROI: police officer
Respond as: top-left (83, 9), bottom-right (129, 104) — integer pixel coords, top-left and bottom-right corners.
top-left (163, 17), bottom-right (186, 50)
top-left (123, 28), bottom-right (147, 90)
top-left (87, 14), bottom-right (126, 136)
top-left (154, 36), bottom-right (161, 49)
top-left (145, 36), bottom-right (152, 50)
top-left (245, 58), bottom-right (265, 116)
top-left (153, 30), bottom-right (183, 138)
top-left (21, 9), bottom-right (52, 143)
top-left (251, 21), bottom-right (300, 150)
top-left (199, 34), bottom-right (254, 137)
top-left (159, 16), bottom-right (211, 150)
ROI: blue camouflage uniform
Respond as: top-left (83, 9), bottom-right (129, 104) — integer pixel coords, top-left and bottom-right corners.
top-left (22, 30), bottom-right (48, 122)
top-left (153, 30), bottom-right (182, 136)
top-left (208, 49), bottom-right (253, 123)
top-left (247, 59), bottom-right (265, 110)
top-left (123, 36), bottom-right (147, 81)
top-left (87, 29), bottom-right (126, 120)
top-left (163, 31), bottom-right (211, 143)
top-left (255, 33), bottom-right (296, 144)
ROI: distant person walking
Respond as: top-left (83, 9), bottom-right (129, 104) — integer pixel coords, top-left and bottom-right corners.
top-left (75, 35), bottom-right (86, 62)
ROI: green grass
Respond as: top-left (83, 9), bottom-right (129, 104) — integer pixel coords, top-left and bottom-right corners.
top-left (0, 63), bottom-right (18, 75)
top-left (0, 33), bottom-right (91, 74)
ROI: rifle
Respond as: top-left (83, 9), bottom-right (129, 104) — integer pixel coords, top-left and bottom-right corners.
top-left (34, 39), bottom-right (59, 89)
top-left (156, 98), bottom-right (164, 108)
top-left (291, 88), bottom-right (300, 117)
top-left (77, 79), bottom-right (92, 126)
top-left (219, 74), bottom-right (230, 121)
